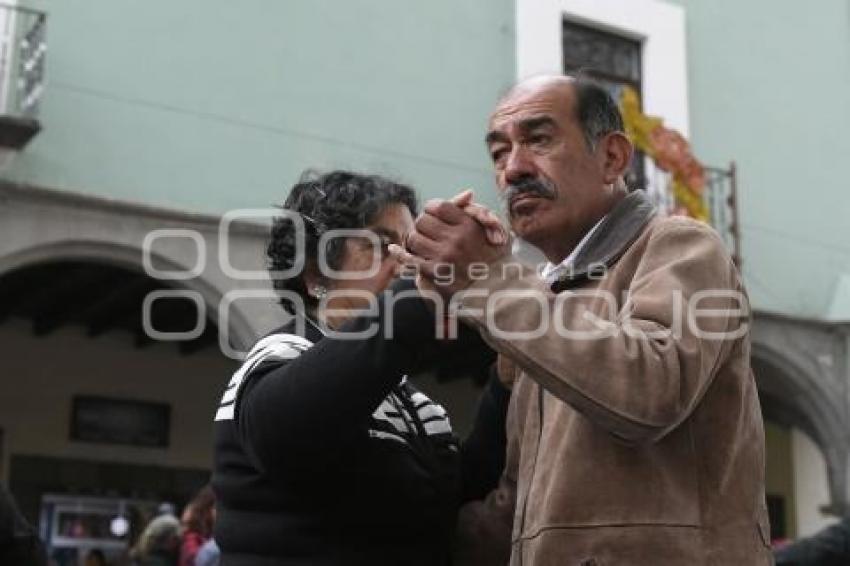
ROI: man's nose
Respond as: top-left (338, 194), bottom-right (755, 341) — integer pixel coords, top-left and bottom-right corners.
top-left (503, 145), bottom-right (537, 185)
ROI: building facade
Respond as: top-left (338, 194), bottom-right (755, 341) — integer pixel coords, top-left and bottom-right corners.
top-left (0, 0), bottom-right (848, 549)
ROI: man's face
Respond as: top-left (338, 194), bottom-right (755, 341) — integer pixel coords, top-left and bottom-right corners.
top-left (485, 81), bottom-right (613, 261)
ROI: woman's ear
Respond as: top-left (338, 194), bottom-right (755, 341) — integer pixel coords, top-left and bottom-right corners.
top-left (302, 262), bottom-right (328, 298)
top-left (600, 132), bottom-right (634, 185)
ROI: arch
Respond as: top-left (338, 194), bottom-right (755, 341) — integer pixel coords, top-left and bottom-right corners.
top-left (752, 340), bottom-right (849, 516)
top-left (0, 239), bottom-right (255, 353)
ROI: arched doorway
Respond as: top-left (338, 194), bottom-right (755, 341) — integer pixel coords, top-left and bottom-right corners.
top-left (0, 257), bottom-right (237, 563)
top-left (753, 343), bottom-right (847, 541)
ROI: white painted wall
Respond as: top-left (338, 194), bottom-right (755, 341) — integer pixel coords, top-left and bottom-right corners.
top-left (792, 428), bottom-right (838, 537)
top-left (0, 0), bottom-right (17, 114)
top-left (0, 319), bottom-right (235, 483)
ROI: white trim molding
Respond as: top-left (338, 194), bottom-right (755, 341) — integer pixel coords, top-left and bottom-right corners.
top-left (515, 0), bottom-right (690, 136)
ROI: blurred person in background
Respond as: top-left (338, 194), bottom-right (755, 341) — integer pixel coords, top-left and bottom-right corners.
top-left (156, 503), bottom-right (177, 520)
top-left (129, 514), bottom-right (180, 566)
top-left (193, 537), bottom-right (219, 566)
top-left (774, 518), bottom-right (850, 565)
top-left (179, 486), bottom-right (215, 566)
top-left (212, 170), bottom-right (510, 565)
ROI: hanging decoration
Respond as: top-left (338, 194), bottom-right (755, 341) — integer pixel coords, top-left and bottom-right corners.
top-left (619, 86), bottom-right (709, 222)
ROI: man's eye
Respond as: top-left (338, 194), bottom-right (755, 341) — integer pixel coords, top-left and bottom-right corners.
top-left (529, 134), bottom-right (551, 146)
top-left (490, 148), bottom-right (508, 163)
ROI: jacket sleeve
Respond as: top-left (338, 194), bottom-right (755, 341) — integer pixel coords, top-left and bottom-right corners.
top-left (235, 278), bottom-right (445, 472)
top-left (460, 364), bottom-right (511, 502)
top-left (457, 220), bottom-right (746, 444)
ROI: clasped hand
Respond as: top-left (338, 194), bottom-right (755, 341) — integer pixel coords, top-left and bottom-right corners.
top-left (389, 190), bottom-right (511, 299)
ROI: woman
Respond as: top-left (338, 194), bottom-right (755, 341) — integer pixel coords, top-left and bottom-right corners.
top-left (212, 171), bottom-right (509, 565)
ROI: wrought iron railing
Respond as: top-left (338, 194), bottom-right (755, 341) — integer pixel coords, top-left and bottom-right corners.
top-left (643, 160), bottom-right (741, 267)
top-left (0, 3), bottom-right (45, 119)
top-left (704, 163), bottom-right (741, 267)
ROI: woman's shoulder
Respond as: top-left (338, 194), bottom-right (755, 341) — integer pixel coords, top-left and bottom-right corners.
top-left (245, 315), bottom-right (325, 358)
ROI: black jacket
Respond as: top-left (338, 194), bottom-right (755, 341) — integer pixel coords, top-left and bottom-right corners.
top-left (212, 280), bottom-right (507, 565)
top-left (775, 518), bottom-right (850, 566)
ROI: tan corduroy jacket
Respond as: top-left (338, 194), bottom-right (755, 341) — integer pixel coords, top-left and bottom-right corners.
top-left (456, 191), bottom-right (772, 566)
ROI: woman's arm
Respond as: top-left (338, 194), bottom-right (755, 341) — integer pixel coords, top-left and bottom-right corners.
top-left (236, 279), bottom-right (443, 472)
top-left (460, 364), bottom-right (511, 502)
top-left (454, 361), bottom-right (520, 566)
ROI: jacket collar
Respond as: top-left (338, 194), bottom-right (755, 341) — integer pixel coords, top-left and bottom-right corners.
top-left (551, 189), bottom-right (656, 290)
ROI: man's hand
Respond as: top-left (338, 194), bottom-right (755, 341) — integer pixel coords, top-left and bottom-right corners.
top-left (389, 191), bottom-right (510, 299)
top-left (450, 190), bottom-right (509, 247)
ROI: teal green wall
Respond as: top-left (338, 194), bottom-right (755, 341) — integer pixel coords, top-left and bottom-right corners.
top-left (670, 0), bottom-right (850, 318)
top-left (8, 0), bottom-right (514, 212)
top-left (13, 0), bottom-right (850, 319)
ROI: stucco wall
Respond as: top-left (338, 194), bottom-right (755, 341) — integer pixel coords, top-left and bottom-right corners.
top-left (670, 0), bottom-right (850, 318)
top-left (9, 0), bottom-right (515, 212)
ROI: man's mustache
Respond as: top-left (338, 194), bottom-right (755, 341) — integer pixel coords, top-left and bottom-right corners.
top-left (502, 177), bottom-right (557, 213)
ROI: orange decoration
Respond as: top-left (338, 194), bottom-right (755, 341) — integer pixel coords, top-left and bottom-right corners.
top-left (619, 86), bottom-right (709, 222)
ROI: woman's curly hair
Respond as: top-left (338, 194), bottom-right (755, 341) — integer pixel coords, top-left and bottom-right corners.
top-left (267, 170), bottom-right (418, 313)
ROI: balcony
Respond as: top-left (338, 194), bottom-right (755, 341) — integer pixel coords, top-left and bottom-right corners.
top-left (643, 160), bottom-right (742, 267)
top-left (0, 3), bottom-right (45, 149)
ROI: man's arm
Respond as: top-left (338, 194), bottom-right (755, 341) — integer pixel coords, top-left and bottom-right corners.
top-left (457, 220), bottom-right (745, 444)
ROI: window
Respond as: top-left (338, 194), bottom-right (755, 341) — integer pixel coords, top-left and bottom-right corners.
top-left (563, 19), bottom-right (642, 93)
top-left (70, 396), bottom-right (170, 448)
top-left (563, 19), bottom-right (645, 187)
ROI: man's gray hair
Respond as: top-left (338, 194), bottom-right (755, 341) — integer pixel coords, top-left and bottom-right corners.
top-left (572, 77), bottom-right (626, 150)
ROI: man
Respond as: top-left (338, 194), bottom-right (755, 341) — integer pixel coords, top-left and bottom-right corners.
top-left (391, 75), bottom-right (772, 564)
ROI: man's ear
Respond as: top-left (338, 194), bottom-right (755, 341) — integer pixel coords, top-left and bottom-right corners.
top-left (599, 132), bottom-right (634, 185)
